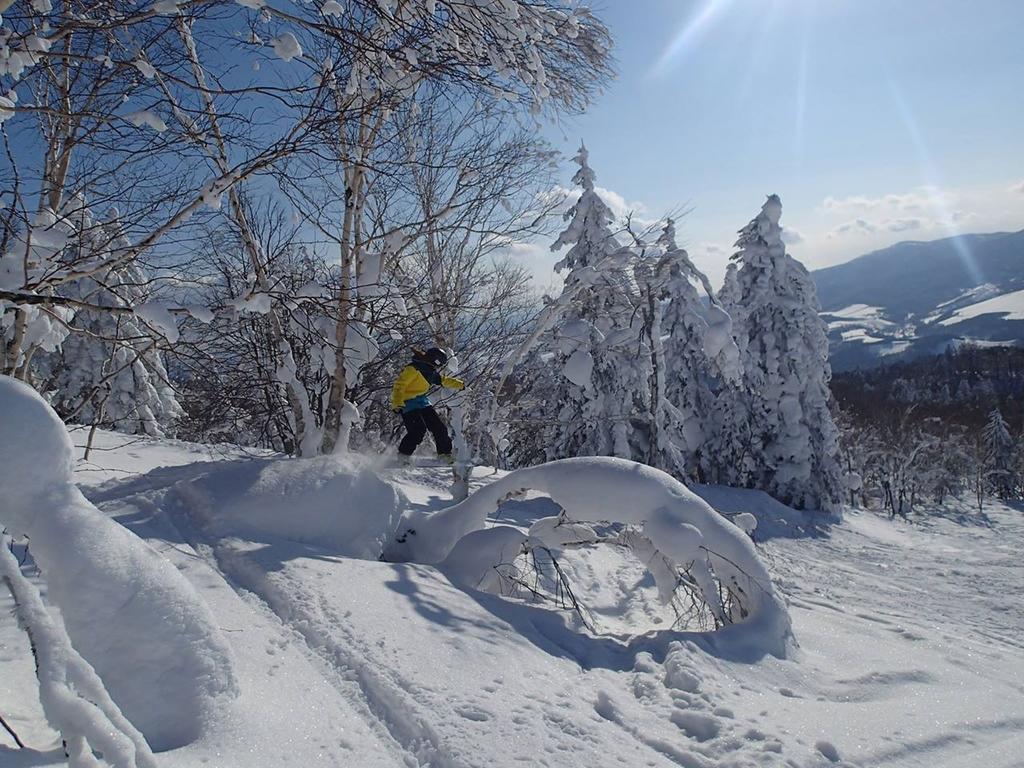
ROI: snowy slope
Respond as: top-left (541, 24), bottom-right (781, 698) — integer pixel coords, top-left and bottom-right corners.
top-left (939, 287), bottom-right (1024, 325)
top-left (3, 429), bottom-right (1023, 767)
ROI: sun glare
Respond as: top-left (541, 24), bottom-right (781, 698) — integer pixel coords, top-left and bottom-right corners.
top-left (888, 79), bottom-right (984, 284)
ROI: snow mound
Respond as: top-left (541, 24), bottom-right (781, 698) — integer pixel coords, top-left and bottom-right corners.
top-left (440, 525), bottom-right (528, 593)
top-left (385, 457), bottom-right (792, 657)
top-left (177, 455), bottom-right (401, 560)
top-left (0, 376), bottom-right (237, 751)
top-left (1, 377), bottom-right (76, 508)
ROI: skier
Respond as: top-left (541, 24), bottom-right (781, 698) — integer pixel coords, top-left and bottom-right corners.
top-left (391, 347), bottom-right (465, 465)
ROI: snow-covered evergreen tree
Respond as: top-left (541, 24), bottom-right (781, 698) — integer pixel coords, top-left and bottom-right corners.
top-left (529, 144), bottom-right (651, 462)
top-left (715, 195), bottom-right (842, 511)
top-left (705, 263), bottom-right (761, 487)
top-left (982, 407), bottom-right (1018, 498)
top-left (40, 207), bottom-right (183, 436)
top-left (648, 220), bottom-right (740, 480)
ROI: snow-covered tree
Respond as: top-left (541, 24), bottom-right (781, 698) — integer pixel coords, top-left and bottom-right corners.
top-left (715, 195), bottom-right (842, 511)
top-left (982, 407), bottom-right (1018, 498)
top-left (650, 220), bottom-right (740, 480)
top-left (531, 145), bottom-right (652, 462)
top-left (39, 208), bottom-right (182, 436)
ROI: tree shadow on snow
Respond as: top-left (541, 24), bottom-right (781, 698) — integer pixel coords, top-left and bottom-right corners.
top-left (693, 484), bottom-right (835, 542)
top-left (384, 562), bottom-right (777, 669)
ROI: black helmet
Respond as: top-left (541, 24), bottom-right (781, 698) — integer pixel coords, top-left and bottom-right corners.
top-left (425, 347), bottom-right (448, 368)
top-left (413, 346), bottom-right (449, 369)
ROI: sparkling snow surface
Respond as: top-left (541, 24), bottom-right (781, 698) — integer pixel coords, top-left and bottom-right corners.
top-left (2, 430), bottom-right (1023, 767)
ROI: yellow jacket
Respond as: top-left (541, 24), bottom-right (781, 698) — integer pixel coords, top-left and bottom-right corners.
top-left (391, 363), bottom-right (464, 411)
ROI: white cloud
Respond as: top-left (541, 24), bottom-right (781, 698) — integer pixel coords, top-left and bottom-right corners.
top-left (820, 187), bottom-right (938, 215)
top-left (781, 227), bottom-right (804, 244)
top-left (779, 179), bottom-right (1023, 273)
top-left (884, 218), bottom-right (922, 232)
top-left (828, 218), bottom-right (878, 239)
top-left (817, 181), bottom-right (1024, 246)
top-left (540, 184), bottom-right (660, 231)
top-left (501, 239), bottom-right (557, 276)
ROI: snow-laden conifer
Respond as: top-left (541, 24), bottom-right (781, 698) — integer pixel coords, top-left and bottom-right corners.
top-left (652, 219), bottom-right (740, 480)
top-left (716, 195), bottom-right (842, 511)
top-left (538, 144), bottom-right (651, 461)
top-left (40, 207), bottom-right (183, 436)
top-left (982, 407), bottom-right (1018, 498)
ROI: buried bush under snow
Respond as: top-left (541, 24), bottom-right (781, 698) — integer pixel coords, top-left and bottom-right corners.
top-left (385, 457), bottom-right (792, 656)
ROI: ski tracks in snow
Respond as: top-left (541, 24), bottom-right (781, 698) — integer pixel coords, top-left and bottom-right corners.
top-left (166, 477), bottom-right (468, 768)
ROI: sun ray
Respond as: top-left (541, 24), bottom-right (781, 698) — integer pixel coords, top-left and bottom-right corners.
top-left (649, 0), bottom-right (732, 78)
top-left (887, 78), bottom-right (984, 284)
top-left (735, 0), bottom-right (785, 106)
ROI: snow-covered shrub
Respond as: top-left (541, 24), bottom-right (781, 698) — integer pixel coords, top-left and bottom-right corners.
top-left (38, 207), bottom-right (183, 436)
top-left (0, 375), bottom-right (237, 750)
top-left (385, 456), bottom-right (792, 657)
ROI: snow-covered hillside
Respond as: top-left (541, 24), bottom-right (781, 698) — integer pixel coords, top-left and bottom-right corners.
top-left (3, 426), bottom-right (1022, 768)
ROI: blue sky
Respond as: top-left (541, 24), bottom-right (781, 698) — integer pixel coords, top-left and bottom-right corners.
top-left (530, 0), bottom-right (1024, 286)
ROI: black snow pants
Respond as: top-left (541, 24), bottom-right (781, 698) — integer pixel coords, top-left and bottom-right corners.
top-left (398, 406), bottom-right (453, 456)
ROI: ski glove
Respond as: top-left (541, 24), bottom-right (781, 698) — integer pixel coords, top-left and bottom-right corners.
top-left (440, 375), bottom-right (465, 391)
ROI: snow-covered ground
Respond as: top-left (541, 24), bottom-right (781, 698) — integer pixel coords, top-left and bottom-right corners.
top-left (826, 304), bottom-right (894, 330)
top-left (3, 428), bottom-right (1023, 767)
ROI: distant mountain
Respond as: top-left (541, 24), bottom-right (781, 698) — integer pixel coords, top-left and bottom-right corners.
top-left (811, 229), bottom-right (1024, 371)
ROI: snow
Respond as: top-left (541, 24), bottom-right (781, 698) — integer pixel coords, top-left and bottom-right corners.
top-left (321, 1), bottom-right (343, 17)
top-left (840, 328), bottom-right (885, 344)
top-left (150, 0), bottom-right (181, 14)
top-left (562, 347), bottom-right (593, 387)
top-left (824, 304), bottom-right (895, 335)
top-left (831, 303), bottom-right (887, 321)
top-left (126, 109), bottom-right (167, 132)
top-left (271, 32), bottom-right (302, 62)
top-left (133, 58), bottom-right (156, 79)
top-left (939, 287), bottom-right (1024, 325)
top-left (234, 291), bottom-right (271, 314)
top-left (184, 305), bottom-right (215, 324)
top-left (0, 377), bottom-right (236, 753)
top-left (176, 454), bottom-right (401, 560)
top-left (0, 379), bottom-right (76, 504)
top-left (439, 525), bottom-right (528, 593)
top-left (133, 301), bottom-right (179, 343)
top-left (879, 339), bottom-right (913, 356)
top-left (0, 541), bottom-right (156, 768)
top-left (0, 95), bottom-right (15, 123)
top-left (4, 424), bottom-right (1024, 767)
